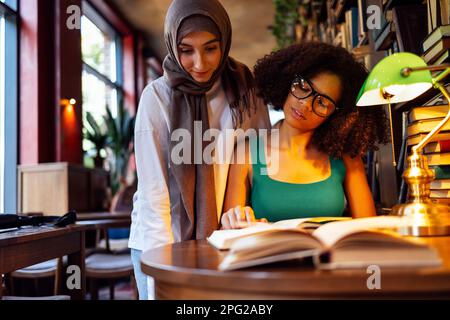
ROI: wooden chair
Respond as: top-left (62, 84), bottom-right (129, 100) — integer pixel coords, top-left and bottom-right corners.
top-left (8, 257), bottom-right (64, 297)
top-left (85, 227), bottom-right (135, 300)
top-left (86, 183), bottom-right (136, 300)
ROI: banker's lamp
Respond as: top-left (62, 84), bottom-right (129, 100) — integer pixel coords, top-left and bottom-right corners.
top-left (356, 52), bottom-right (450, 236)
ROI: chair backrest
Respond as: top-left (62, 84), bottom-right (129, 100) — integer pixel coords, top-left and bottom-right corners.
top-left (110, 183), bottom-right (136, 213)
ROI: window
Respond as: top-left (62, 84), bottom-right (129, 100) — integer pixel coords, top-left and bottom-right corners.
top-left (81, 1), bottom-right (123, 166)
top-left (0, 0), bottom-right (18, 213)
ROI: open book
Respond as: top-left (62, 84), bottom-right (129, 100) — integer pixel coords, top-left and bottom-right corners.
top-left (209, 216), bottom-right (442, 271)
top-left (208, 217), bottom-right (350, 250)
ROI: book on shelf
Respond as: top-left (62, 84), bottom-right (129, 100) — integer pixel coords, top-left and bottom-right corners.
top-left (427, 0), bottom-right (443, 34)
top-left (422, 37), bottom-right (450, 63)
top-left (408, 104), bottom-right (449, 122)
top-left (374, 20), bottom-right (396, 51)
top-left (430, 189), bottom-right (450, 198)
top-left (430, 178), bottom-right (450, 189)
top-left (423, 140), bottom-right (450, 153)
top-left (431, 197), bottom-right (450, 204)
top-left (422, 24), bottom-right (450, 52)
top-left (426, 152), bottom-right (450, 165)
top-left (345, 7), bottom-right (359, 49)
top-left (408, 131), bottom-right (450, 146)
top-left (357, 0), bottom-right (367, 37)
top-left (441, 0), bottom-right (450, 25)
top-left (407, 118), bottom-right (450, 137)
top-left (434, 48), bottom-right (450, 65)
top-left (210, 216), bottom-right (442, 271)
top-left (432, 165), bottom-right (450, 179)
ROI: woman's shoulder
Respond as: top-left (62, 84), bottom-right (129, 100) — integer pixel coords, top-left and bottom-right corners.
top-left (340, 154), bottom-right (365, 174)
top-left (136, 77), bottom-right (171, 131)
top-left (141, 76), bottom-right (171, 104)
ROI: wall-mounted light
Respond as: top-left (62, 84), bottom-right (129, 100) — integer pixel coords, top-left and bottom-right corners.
top-left (60, 98), bottom-right (77, 126)
top-left (60, 98), bottom-right (76, 107)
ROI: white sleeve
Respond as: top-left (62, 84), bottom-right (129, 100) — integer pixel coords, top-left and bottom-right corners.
top-left (131, 84), bottom-right (174, 251)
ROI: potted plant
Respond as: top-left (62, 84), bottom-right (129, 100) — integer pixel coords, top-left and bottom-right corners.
top-left (84, 111), bottom-right (108, 168)
top-left (103, 100), bottom-right (135, 196)
top-left (83, 99), bottom-right (135, 198)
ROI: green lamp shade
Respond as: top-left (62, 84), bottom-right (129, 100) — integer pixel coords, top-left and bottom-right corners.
top-left (356, 52), bottom-right (433, 106)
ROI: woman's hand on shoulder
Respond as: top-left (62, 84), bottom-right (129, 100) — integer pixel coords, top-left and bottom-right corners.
top-left (220, 206), bottom-right (267, 230)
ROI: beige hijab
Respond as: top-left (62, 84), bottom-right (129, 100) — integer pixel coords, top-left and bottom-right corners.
top-left (163, 0), bottom-right (257, 240)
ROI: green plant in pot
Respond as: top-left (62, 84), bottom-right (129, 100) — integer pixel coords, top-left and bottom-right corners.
top-left (84, 111), bottom-right (108, 169)
top-left (103, 100), bottom-right (135, 196)
top-left (84, 100), bottom-right (135, 197)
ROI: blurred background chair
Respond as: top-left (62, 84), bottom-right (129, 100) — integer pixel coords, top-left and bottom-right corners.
top-left (7, 257), bottom-right (63, 297)
top-left (85, 183), bottom-right (136, 300)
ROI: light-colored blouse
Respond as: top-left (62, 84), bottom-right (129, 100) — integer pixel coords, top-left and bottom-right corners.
top-left (128, 77), bottom-right (270, 251)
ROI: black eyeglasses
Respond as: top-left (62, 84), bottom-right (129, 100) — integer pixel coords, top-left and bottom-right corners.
top-left (290, 75), bottom-right (339, 118)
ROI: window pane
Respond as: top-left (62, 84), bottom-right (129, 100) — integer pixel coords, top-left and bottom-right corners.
top-left (0, 15), bottom-right (5, 211)
top-left (0, 0), bottom-right (17, 11)
top-left (0, 3), bottom-right (17, 213)
top-left (82, 70), bottom-right (118, 165)
top-left (81, 16), bottom-right (116, 82)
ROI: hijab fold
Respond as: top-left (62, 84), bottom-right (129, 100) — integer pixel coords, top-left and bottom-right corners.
top-left (163, 0), bottom-right (257, 240)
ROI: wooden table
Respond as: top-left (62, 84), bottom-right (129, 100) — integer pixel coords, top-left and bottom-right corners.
top-left (76, 219), bottom-right (130, 230)
top-left (76, 211), bottom-right (130, 221)
top-left (141, 237), bottom-right (450, 299)
top-left (0, 225), bottom-right (87, 300)
top-left (0, 217), bottom-right (131, 300)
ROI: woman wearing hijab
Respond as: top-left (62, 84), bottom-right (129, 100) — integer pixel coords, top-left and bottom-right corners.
top-left (128, 0), bottom-right (270, 299)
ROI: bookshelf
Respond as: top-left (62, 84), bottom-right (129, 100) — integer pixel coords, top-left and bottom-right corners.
top-left (274, 0), bottom-right (445, 209)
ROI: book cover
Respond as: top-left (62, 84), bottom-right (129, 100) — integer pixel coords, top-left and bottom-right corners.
top-left (423, 37), bottom-right (450, 63)
top-left (428, 0), bottom-right (443, 34)
top-left (422, 24), bottom-right (450, 52)
top-left (430, 189), bottom-right (450, 198)
top-left (430, 178), bottom-right (450, 189)
top-left (408, 104), bottom-right (449, 122)
top-left (348, 7), bottom-right (359, 48)
top-left (407, 118), bottom-right (450, 137)
top-left (431, 197), bottom-right (450, 204)
top-left (434, 48), bottom-right (450, 65)
top-left (426, 152), bottom-right (450, 166)
top-left (423, 140), bottom-right (450, 153)
top-left (441, 0), bottom-right (450, 25)
top-left (432, 165), bottom-right (450, 179)
top-left (408, 131), bottom-right (450, 146)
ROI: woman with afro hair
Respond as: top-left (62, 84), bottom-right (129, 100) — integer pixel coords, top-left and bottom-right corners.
top-left (220, 42), bottom-right (389, 229)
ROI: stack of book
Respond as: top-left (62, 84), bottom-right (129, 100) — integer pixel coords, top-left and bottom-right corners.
top-left (421, 24), bottom-right (450, 64)
top-left (407, 104), bottom-right (450, 204)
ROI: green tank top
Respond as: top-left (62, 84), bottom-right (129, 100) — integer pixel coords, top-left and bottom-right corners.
top-left (250, 137), bottom-right (346, 222)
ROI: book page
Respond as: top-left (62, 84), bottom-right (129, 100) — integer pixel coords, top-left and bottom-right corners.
top-left (312, 216), bottom-right (413, 248)
top-left (207, 223), bottom-right (277, 249)
top-left (272, 217), bottom-right (350, 229)
top-left (208, 217), bottom-right (348, 249)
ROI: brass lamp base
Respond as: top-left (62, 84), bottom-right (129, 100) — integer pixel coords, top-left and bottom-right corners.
top-left (391, 151), bottom-right (450, 236)
top-left (391, 202), bottom-right (450, 236)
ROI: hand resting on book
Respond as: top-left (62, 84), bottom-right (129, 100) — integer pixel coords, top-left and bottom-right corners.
top-left (221, 205), bottom-right (268, 230)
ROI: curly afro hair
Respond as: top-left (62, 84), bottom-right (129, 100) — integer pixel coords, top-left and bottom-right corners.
top-left (254, 42), bottom-right (389, 158)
